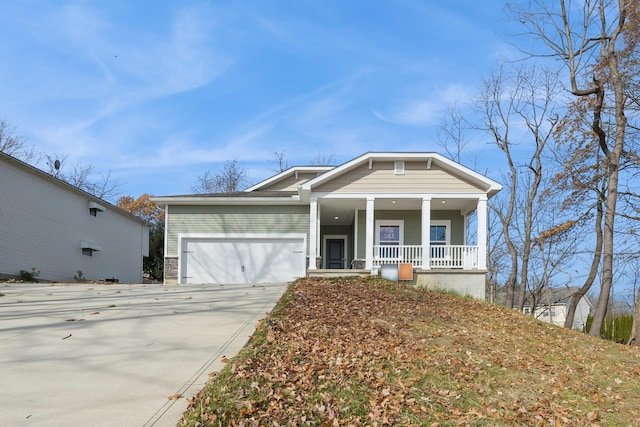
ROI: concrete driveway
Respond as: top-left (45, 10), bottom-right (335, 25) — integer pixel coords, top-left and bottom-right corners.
top-left (0, 281), bottom-right (289, 427)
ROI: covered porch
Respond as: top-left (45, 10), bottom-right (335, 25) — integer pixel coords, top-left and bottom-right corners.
top-left (307, 194), bottom-right (488, 273)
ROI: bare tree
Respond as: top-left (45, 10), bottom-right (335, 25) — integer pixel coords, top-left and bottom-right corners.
top-left (511, 0), bottom-right (636, 337)
top-left (309, 153), bottom-right (336, 166)
top-left (477, 64), bottom-right (560, 309)
top-left (273, 151), bottom-right (290, 172)
top-left (44, 154), bottom-right (122, 200)
top-left (436, 105), bottom-right (471, 164)
top-left (548, 112), bottom-right (608, 330)
top-left (0, 119), bottom-right (38, 163)
top-left (192, 160), bottom-right (249, 193)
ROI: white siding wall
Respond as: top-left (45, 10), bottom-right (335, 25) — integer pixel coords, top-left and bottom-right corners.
top-left (0, 158), bottom-right (147, 283)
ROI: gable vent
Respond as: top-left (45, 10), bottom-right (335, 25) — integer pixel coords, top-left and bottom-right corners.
top-left (394, 161), bottom-right (405, 175)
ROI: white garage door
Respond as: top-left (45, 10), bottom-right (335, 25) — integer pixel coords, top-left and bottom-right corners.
top-left (181, 235), bottom-right (306, 284)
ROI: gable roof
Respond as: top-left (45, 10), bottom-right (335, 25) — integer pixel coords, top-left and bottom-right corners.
top-left (245, 166), bottom-right (334, 192)
top-left (0, 151), bottom-right (147, 225)
top-left (152, 152), bottom-right (502, 206)
top-left (298, 152), bottom-right (502, 196)
top-left (523, 287), bottom-right (592, 307)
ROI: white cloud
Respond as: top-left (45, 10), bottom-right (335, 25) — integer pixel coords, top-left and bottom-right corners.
top-left (372, 82), bottom-right (476, 127)
top-left (2, 2), bottom-right (234, 173)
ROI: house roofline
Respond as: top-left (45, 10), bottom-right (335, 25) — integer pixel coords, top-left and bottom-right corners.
top-left (244, 166), bottom-right (334, 192)
top-left (150, 195), bottom-right (305, 206)
top-left (0, 151), bottom-right (148, 226)
top-left (298, 152), bottom-right (502, 196)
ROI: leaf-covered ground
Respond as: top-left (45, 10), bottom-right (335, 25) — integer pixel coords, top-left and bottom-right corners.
top-left (180, 277), bottom-right (640, 426)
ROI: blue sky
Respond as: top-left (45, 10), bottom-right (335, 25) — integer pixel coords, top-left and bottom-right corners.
top-left (0, 1), bottom-right (519, 199)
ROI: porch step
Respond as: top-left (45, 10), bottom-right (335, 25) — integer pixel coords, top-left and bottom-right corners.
top-left (307, 269), bottom-right (370, 278)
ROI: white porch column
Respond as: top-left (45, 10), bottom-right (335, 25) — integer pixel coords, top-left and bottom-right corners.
top-left (308, 198), bottom-right (318, 270)
top-left (421, 197), bottom-right (431, 270)
top-left (477, 196), bottom-right (488, 270)
top-left (365, 197), bottom-right (375, 270)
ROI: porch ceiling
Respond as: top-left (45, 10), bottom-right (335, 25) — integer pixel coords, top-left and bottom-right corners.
top-left (320, 199), bottom-right (362, 225)
top-left (318, 197), bottom-right (478, 225)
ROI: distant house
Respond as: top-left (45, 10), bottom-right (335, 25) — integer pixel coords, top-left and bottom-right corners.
top-left (0, 152), bottom-right (149, 283)
top-left (523, 287), bottom-right (592, 331)
top-left (152, 152), bottom-right (501, 298)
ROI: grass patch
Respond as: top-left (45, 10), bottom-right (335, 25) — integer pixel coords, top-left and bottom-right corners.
top-left (180, 277), bottom-right (640, 426)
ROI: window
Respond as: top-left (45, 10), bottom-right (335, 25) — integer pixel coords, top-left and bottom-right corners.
top-left (80, 240), bottom-right (102, 257)
top-left (88, 201), bottom-right (105, 217)
top-left (430, 225), bottom-right (447, 245)
top-left (375, 220), bottom-right (403, 259)
top-left (394, 161), bottom-right (405, 175)
top-left (380, 225), bottom-right (401, 245)
top-left (430, 220), bottom-right (450, 259)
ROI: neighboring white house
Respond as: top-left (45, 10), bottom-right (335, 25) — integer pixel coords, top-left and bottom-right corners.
top-left (152, 152), bottom-right (502, 299)
top-left (0, 152), bottom-right (149, 283)
top-left (523, 287), bottom-right (592, 331)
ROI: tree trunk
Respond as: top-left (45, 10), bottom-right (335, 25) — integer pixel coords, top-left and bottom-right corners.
top-left (564, 198), bottom-right (603, 329)
top-left (589, 36), bottom-right (628, 336)
top-left (628, 293), bottom-right (640, 346)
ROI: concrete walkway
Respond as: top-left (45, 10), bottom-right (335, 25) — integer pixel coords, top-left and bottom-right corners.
top-left (0, 281), bottom-right (289, 427)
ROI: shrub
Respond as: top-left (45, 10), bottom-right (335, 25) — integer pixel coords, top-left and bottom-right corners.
top-left (585, 314), bottom-right (634, 344)
top-left (19, 268), bottom-right (40, 283)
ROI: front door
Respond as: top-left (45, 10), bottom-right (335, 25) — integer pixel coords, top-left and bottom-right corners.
top-left (326, 239), bottom-right (345, 269)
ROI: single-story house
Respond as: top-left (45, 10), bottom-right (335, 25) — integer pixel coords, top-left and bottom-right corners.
top-left (0, 152), bottom-right (149, 283)
top-left (152, 152), bottom-right (501, 298)
top-left (523, 287), bottom-right (592, 331)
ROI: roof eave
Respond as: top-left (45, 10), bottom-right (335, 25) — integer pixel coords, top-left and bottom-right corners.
top-left (150, 196), bottom-right (304, 205)
top-left (244, 166), bottom-right (334, 192)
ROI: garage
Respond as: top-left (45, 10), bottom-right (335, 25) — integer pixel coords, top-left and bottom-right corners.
top-left (180, 234), bottom-right (306, 284)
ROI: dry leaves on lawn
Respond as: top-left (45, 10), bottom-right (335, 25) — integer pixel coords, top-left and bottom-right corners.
top-left (181, 277), bottom-right (640, 426)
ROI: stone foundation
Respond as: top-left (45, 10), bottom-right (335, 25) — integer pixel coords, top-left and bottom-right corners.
top-left (163, 257), bottom-right (178, 284)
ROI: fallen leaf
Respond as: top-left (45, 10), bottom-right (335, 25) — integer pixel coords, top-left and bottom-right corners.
top-left (168, 393), bottom-right (182, 400)
top-left (267, 330), bottom-right (276, 343)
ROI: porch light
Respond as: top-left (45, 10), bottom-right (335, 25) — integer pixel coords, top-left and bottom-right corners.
top-left (334, 216), bottom-right (339, 220)
top-left (441, 200), bottom-right (446, 204)
top-left (392, 200), bottom-right (396, 204)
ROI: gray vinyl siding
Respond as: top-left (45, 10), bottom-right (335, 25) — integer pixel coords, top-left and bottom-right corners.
top-left (355, 210), bottom-right (464, 259)
top-left (166, 204), bottom-right (309, 255)
top-left (315, 161), bottom-right (481, 194)
top-left (0, 156), bottom-right (147, 283)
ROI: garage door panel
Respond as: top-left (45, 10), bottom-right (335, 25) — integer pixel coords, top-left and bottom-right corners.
top-left (182, 237), bottom-right (305, 284)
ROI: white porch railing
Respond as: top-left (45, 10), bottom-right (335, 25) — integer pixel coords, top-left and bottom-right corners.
top-left (372, 245), bottom-right (479, 269)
